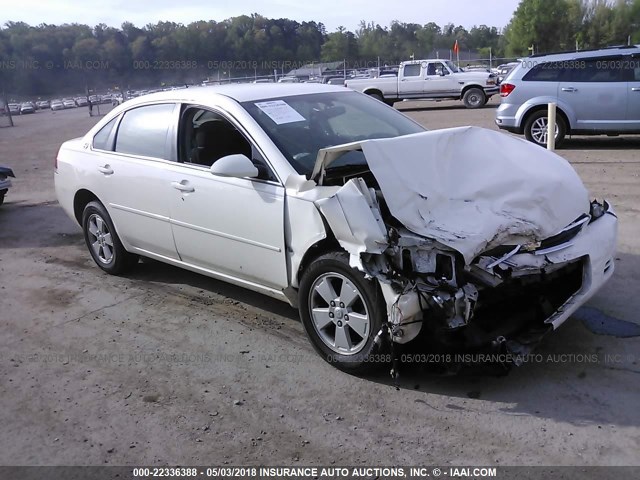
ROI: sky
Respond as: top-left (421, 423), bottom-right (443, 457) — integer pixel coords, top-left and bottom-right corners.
top-left (1, 0), bottom-right (522, 32)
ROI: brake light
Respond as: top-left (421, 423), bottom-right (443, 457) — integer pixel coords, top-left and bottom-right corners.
top-left (500, 83), bottom-right (515, 97)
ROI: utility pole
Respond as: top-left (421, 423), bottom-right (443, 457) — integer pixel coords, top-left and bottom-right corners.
top-left (2, 89), bottom-right (13, 127)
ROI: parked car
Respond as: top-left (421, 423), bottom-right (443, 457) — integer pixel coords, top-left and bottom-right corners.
top-left (0, 166), bottom-right (15, 206)
top-left (8, 103), bottom-right (20, 114)
top-left (324, 76), bottom-right (346, 85)
top-left (62, 99), bottom-right (76, 109)
top-left (20, 103), bottom-right (35, 114)
top-left (75, 97), bottom-right (88, 107)
top-left (496, 45), bottom-right (640, 147)
top-left (36, 100), bottom-right (51, 109)
top-left (463, 64), bottom-right (491, 73)
top-left (51, 100), bottom-right (65, 111)
top-left (110, 94), bottom-right (124, 106)
top-left (495, 62), bottom-right (518, 84)
top-left (54, 84), bottom-right (617, 372)
top-left (346, 59), bottom-right (499, 108)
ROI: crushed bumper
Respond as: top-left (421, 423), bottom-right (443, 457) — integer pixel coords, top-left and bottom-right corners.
top-left (380, 210), bottom-right (617, 350)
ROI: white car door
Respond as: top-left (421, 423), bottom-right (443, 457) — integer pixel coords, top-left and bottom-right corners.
top-left (168, 107), bottom-right (288, 290)
top-left (425, 61), bottom-right (458, 94)
top-left (91, 103), bottom-right (180, 260)
top-left (398, 63), bottom-right (425, 98)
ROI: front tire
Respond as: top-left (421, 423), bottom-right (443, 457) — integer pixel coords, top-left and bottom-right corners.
top-left (298, 252), bottom-right (387, 372)
top-left (462, 87), bottom-right (486, 109)
top-left (524, 110), bottom-right (567, 147)
top-left (82, 201), bottom-right (138, 274)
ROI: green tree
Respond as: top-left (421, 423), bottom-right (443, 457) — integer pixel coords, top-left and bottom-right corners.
top-left (505, 0), bottom-right (583, 55)
top-left (321, 27), bottom-right (358, 62)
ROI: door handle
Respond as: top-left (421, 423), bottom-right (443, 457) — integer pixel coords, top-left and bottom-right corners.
top-left (171, 181), bottom-right (195, 193)
top-left (561, 87), bottom-right (577, 92)
top-left (632, 87), bottom-right (640, 92)
top-left (97, 165), bottom-right (113, 175)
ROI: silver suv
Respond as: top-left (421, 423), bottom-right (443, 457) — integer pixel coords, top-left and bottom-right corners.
top-left (496, 45), bottom-right (640, 147)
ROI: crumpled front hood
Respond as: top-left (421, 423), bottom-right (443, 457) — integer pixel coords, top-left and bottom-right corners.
top-left (314, 127), bottom-right (590, 263)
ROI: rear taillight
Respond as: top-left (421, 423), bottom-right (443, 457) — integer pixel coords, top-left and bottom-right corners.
top-left (500, 83), bottom-right (515, 97)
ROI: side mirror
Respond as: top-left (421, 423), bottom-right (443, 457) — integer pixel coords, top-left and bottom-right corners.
top-left (210, 154), bottom-right (258, 178)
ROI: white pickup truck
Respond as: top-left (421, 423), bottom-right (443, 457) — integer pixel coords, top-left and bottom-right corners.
top-left (346, 59), bottom-right (499, 109)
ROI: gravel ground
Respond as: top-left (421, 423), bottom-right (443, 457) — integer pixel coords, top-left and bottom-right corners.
top-left (0, 99), bottom-right (638, 469)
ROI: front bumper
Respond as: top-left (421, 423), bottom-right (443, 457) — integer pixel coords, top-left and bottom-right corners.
top-left (383, 209), bottom-right (618, 345)
top-left (484, 86), bottom-right (499, 96)
top-left (538, 211), bottom-right (617, 329)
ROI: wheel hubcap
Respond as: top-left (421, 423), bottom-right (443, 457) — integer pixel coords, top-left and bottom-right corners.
top-left (469, 94), bottom-right (481, 106)
top-left (308, 273), bottom-right (370, 355)
top-left (531, 117), bottom-right (559, 144)
top-left (87, 214), bottom-right (114, 264)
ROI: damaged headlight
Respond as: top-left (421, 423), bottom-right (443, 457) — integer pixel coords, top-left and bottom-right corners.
top-left (589, 199), bottom-right (608, 221)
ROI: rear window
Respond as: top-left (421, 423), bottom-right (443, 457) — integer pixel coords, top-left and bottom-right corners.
top-left (403, 64), bottom-right (421, 77)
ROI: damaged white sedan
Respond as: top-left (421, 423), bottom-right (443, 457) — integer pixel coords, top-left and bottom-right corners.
top-left (54, 84), bottom-right (617, 372)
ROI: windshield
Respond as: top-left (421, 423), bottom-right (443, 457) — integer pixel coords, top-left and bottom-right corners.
top-left (444, 60), bottom-right (461, 73)
top-left (241, 91), bottom-right (425, 177)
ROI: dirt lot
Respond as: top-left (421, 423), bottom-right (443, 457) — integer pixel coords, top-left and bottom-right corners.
top-left (0, 98), bottom-right (639, 469)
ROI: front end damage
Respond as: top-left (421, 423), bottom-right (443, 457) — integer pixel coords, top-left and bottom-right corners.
top-left (305, 127), bottom-right (618, 368)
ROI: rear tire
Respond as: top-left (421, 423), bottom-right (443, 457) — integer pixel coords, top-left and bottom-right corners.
top-left (82, 201), bottom-right (138, 275)
top-left (298, 251), bottom-right (388, 372)
top-left (524, 110), bottom-right (567, 148)
top-left (368, 92), bottom-right (385, 103)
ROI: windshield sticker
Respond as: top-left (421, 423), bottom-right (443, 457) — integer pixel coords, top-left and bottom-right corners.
top-left (255, 100), bottom-right (306, 125)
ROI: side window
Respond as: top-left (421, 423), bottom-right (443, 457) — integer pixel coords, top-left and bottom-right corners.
top-left (426, 63), bottom-right (438, 76)
top-left (626, 54), bottom-right (640, 81)
top-left (179, 107), bottom-right (276, 181)
top-left (92, 116), bottom-right (119, 151)
top-left (403, 64), bottom-right (421, 77)
top-left (522, 63), bottom-right (565, 82)
top-left (115, 104), bottom-right (174, 159)
top-left (567, 57), bottom-right (625, 82)
top-left (435, 62), bottom-right (448, 75)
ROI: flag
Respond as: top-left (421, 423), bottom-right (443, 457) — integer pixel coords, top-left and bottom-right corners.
top-left (453, 39), bottom-right (460, 54)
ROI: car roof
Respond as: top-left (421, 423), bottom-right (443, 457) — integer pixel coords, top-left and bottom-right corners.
top-left (122, 83), bottom-right (351, 107)
top-left (523, 45), bottom-right (639, 62)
